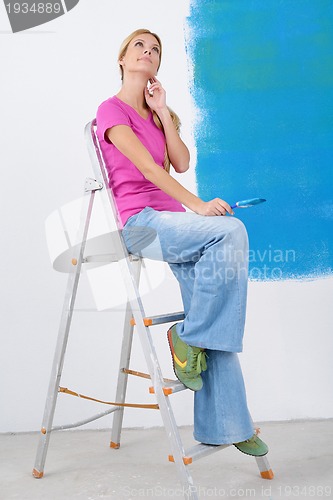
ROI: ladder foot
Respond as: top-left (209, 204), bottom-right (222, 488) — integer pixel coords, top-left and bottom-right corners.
top-left (110, 441), bottom-right (120, 449)
top-left (260, 469), bottom-right (274, 480)
top-left (32, 468), bottom-right (44, 479)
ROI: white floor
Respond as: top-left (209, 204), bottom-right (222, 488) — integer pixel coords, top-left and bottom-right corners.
top-left (1, 420), bottom-right (332, 499)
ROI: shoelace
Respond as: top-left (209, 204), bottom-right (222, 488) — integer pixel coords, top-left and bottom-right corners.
top-left (244, 434), bottom-right (258, 444)
top-left (189, 349), bottom-right (207, 374)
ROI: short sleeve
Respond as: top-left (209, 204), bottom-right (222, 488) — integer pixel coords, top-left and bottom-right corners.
top-left (96, 99), bottom-right (131, 144)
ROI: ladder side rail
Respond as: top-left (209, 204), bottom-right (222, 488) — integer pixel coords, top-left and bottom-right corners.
top-left (110, 260), bottom-right (141, 448)
top-left (85, 120), bottom-right (123, 231)
top-left (85, 120), bottom-right (198, 499)
top-left (33, 186), bottom-right (99, 478)
top-left (114, 212), bottom-right (198, 500)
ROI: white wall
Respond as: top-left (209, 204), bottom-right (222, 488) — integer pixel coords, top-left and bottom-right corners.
top-left (0, 0), bottom-right (332, 433)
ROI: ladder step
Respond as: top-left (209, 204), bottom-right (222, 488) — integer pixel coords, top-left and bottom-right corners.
top-left (130, 311), bottom-right (185, 326)
top-left (169, 443), bottom-right (230, 465)
top-left (149, 379), bottom-right (187, 396)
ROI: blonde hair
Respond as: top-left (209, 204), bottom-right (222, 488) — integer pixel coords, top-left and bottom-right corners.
top-left (118, 29), bottom-right (181, 173)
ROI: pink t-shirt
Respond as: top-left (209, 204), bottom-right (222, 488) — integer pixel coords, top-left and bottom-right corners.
top-left (96, 95), bottom-right (185, 226)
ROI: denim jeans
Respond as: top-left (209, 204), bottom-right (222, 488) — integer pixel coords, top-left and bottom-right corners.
top-left (123, 207), bottom-right (254, 444)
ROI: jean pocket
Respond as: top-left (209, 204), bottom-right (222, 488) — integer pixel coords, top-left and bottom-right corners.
top-left (123, 208), bottom-right (156, 256)
top-left (124, 206), bottom-right (153, 228)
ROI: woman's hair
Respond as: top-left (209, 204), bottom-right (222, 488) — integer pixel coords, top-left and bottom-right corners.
top-left (118, 29), bottom-right (181, 173)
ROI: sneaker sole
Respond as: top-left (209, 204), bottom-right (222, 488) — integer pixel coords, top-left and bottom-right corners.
top-left (233, 444), bottom-right (268, 457)
top-left (167, 327), bottom-right (183, 385)
top-left (167, 327), bottom-right (202, 392)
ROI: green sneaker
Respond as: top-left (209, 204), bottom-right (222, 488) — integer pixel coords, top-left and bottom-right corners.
top-left (234, 434), bottom-right (269, 456)
top-left (167, 324), bottom-right (207, 392)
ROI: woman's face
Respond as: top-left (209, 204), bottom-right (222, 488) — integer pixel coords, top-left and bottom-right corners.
top-left (120, 33), bottom-right (161, 79)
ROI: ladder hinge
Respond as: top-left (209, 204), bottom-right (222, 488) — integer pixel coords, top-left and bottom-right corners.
top-left (85, 178), bottom-right (103, 192)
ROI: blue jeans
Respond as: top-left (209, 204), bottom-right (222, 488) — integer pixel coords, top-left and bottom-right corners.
top-left (123, 207), bottom-right (254, 444)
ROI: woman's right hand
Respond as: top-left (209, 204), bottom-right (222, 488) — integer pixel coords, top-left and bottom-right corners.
top-left (194, 198), bottom-right (234, 216)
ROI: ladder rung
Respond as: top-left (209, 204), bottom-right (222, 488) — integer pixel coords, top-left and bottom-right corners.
top-left (83, 254), bottom-right (119, 263)
top-left (149, 379), bottom-right (187, 396)
top-left (51, 407), bottom-right (120, 432)
top-left (130, 311), bottom-right (185, 327)
top-left (169, 443), bottom-right (230, 465)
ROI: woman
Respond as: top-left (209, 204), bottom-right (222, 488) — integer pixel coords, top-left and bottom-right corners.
top-left (96, 29), bottom-right (268, 455)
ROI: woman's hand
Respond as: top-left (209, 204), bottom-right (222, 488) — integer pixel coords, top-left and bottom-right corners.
top-left (195, 198), bottom-right (234, 216)
top-left (144, 77), bottom-right (167, 112)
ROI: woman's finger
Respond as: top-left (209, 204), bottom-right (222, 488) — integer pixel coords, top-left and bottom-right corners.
top-left (208, 202), bottom-right (225, 216)
top-left (150, 76), bottom-right (160, 85)
top-left (217, 199), bottom-right (234, 215)
top-left (148, 83), bottom-right (162, 92)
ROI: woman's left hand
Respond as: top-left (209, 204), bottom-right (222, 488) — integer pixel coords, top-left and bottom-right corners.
top-left (144, 77), bottom-right (167, 112)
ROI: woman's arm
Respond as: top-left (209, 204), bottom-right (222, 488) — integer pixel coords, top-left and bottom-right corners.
top-left (145, 79), bottom-right (189, 173)
top-left (156, 107), bottom-right (190, 173)
top-left (106, 125), bottom-right (233, 217)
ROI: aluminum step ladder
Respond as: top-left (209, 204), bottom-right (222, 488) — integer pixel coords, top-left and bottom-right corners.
top-left (32, 119), bottom-right (274, 499)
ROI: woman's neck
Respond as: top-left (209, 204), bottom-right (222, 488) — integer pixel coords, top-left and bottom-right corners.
top-left (116, 76), bottom-right (149, 112)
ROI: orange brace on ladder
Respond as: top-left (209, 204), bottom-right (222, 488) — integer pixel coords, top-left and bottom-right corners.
top-left (130, 317), bottom-right (153, 326)
top-left (59, 387), bottom-right (159, 410)
top-left (169, 454), bottom-right (193, 465)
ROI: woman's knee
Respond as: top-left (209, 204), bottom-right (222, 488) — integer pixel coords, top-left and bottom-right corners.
top-left (229, 216), bottom-right (247, 233)
top-left (216, 216), bottom-right (248, 244)
top-left (223, 218), bottom-right (249, 257)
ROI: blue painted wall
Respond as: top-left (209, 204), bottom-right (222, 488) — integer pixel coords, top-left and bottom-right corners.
top-left (186, 0), bottom-right (333, 280)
